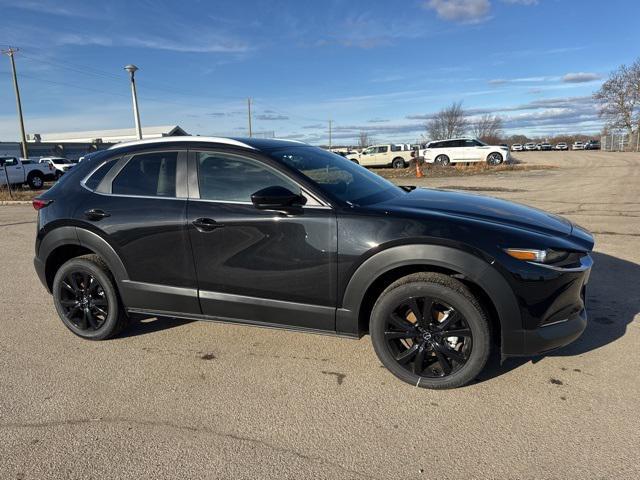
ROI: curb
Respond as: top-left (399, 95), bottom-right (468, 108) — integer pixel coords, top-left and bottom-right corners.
top-left (0, 201), bottom-right (32, 205)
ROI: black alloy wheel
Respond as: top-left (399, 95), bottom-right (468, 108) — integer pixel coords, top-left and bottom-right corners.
top-left (370, 272), bottom-right (490, 389)
top-left (384, 297), bottom-right (472, 378)
top-left (58, 270), bottom-right (109, 331)
top-left (52, 256), bottom-right (129, 340)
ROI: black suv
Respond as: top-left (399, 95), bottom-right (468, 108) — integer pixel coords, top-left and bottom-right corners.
top-left (33, 137), bottom-right (594, 389)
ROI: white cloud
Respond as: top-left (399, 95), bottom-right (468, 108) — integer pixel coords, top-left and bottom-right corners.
top-left (562, 72), bottom-right (602, 83)
top-left (54, 32), bottom-right (249, 53)
top-left (423, 0), bottom-right (491, 24)
top-left (501, 0), bottom-right (539, 5)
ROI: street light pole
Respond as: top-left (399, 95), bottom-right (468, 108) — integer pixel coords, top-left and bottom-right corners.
top-left (124, 64), bottom-right (143, 140)
top-left (2, 47), bottom-right (28, 158)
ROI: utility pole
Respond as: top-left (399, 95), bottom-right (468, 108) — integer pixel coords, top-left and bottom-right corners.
top-left (328, 120), bottom-right (333, 150)
top-left (2, 47), bottom-right (28, 158)
top-left (247, 98), bottom-right (253, 137)
top-left (124, 64), bottom-right (143, 139)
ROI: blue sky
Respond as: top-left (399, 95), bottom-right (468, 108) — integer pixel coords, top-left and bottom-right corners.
top-left (1, 0), bottom-right (638, 144)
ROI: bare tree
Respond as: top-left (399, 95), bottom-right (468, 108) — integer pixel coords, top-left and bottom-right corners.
top-left (358, 131), bottom-right (373, 148)
top-left (594, 63), bottom-right (638, 139)
top-left (425, 102), bottom-right (467, 141)
top-left (471, 114), bottom-right (503, 144)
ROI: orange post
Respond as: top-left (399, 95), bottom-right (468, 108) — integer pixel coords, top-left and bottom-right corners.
top-left (414, 151), bottom-right (424, 178)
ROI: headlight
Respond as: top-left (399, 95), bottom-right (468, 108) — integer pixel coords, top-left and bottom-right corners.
top-left (505, 248), bottom-right (569, 264)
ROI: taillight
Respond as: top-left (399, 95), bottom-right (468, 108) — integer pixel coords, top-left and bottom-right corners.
top-left (32, 198), bottom-right (52, 210)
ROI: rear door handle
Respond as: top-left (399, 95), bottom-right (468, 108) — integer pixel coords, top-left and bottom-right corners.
top-left (192, 217), bottom-right (223, 232)
top-left (84, 209), bottom-right (111, 220)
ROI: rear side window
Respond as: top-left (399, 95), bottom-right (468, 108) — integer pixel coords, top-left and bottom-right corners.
top-left (112, 152), bottom-right (177, 197)
top-left (85, 160), bottom-right (116, 190)
top-left (197, 152), bottom-right (298, 202)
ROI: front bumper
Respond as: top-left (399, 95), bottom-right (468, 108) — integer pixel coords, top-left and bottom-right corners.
top-left (504, 308), bottom-right (587, 357)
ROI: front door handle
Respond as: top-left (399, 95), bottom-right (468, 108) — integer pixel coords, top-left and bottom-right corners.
top-left (84, 209), bottom-right (111, 220)
top-left (192, 217), bottom-right (223, 232)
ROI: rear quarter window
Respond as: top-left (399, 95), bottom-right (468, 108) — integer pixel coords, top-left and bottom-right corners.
top-left (85, 160), bottom-right (117, 190)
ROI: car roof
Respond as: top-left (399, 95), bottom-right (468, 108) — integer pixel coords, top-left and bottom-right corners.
top-left (107, 136), bottom-right (308, 153)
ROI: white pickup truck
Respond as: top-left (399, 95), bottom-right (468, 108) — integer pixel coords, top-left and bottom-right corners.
top-left (0, 156), bottom-right (53, 189)
top-left (346, 144), bottom-right (413, 168)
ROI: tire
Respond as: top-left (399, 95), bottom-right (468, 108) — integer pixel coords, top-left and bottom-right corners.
top-left (486, 152), bottom-right (503, 166)
top-left (370, 272), bottom-right (491, 389)
top-left (351, 159), bottom-right (360, 165)
top-left (392, 157), bottom-right (406, 169)
top-left (52, 255), bottom-right (130, 340)
top-left (27, 172), bottom-right (44, 190)
top-left (434, 155), bottom-right (450, 166)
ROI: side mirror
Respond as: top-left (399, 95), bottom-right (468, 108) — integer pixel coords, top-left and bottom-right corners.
top-left (251, 186), bottom-right (307, 210)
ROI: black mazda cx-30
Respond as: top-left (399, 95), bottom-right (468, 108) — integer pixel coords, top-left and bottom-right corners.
top-left (33, 137), bottom-right (593, 389)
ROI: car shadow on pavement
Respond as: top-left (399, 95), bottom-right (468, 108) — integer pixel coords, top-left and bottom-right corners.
top-left (477, 251), bottom-right (640, 383)
top-left (117, 315), bottom-right (195, 338)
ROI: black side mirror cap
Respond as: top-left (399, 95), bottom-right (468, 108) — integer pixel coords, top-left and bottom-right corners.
top-left (251, 186), bottom-right (307, 210)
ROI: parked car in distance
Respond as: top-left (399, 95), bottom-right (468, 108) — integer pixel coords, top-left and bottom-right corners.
top-left (510, 144), bottom-right (523, 151)
top-left (421, 138), bottom-right (509, 166)
top-left (346, 144), bottom-right (412, 168)
top-left (524, 143), bottom-right (537, 151)
top-left (1, 156), bottom-right (52, 189)
top-left (33, 136), bottom-right (594, 389)
top-left (39, 157), bottom-right (74, 179)
top-left (538, 143), bottom-right (552, 151)
top-left (555, 143), bottom-right (568, 150)
top-left (572, 142), bottom-right (585, 150)
top-left (584, 140), bottom-right (601, 150)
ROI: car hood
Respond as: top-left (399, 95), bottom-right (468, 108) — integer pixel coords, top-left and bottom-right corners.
top-left (376, 188), bottom-right (573, 236)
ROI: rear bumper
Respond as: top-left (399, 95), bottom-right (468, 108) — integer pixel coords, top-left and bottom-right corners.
top-left (33, 256), bottom-right (50, 292)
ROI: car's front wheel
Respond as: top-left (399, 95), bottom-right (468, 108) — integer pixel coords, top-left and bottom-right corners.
top-left (52, 256), bottom-right (129, 340)
top-left (370, 273), bottom-right (491, 389)
top-left (486, 152), bottom-right (503, 165)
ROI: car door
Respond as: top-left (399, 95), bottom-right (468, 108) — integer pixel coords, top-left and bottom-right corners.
top-left (463, 139), bottom-right (485, 161)
top-left (443, 140), bottom-right (465, 162)
top-left (82, 148), bottom-right (200, 314)
top-left (186, 149), bottom-right (337, 331)
top-left (359, 146), bottom-right (377, 166)
top-left (1, 157), bottom-right (25, 184)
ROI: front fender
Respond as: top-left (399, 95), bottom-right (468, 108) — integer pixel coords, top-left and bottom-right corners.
top-left (336, 244), bottom-right (522, 353)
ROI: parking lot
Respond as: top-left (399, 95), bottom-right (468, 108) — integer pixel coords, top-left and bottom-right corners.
top-left (1, 150), bottom-right (638, 479)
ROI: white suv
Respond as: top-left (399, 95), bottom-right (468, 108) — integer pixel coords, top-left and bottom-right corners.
top-left (422, 138), bottom-right (509, 166)
top-left (39, 157), bottom-right (74, 179)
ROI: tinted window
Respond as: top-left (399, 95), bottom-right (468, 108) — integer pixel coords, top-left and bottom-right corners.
top-left (269, 146), bottom-right (402, 206)
top-left (85, 160), bottom-right (116, 190)
top-left (112, 152), bottom-right (177, 197)
top-left (197, 152), bottom-right (298, 202)
top-left (1, 158), bottom-right (18, 167)
top-left (378, 146), bottom-right (389, 153)
top-left (390, 145), bottom-right (402, 152)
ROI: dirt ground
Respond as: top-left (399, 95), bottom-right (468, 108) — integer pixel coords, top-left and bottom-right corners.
top-left (0, 150), bottom-right (638, 479)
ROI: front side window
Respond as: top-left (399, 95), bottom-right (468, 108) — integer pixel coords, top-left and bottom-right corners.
top-left (269, 146), bottom-right (402, 206)
top-left (112, 151), bottom-right (177, 197)
top-left (363, 147), bottom-right (375, 155)
top-left (197, 152), bottom-right (299, 202)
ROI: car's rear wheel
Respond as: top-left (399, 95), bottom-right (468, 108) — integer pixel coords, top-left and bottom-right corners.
top-left (27, 172), bottom-right (44, 190)
top-left (351, 159), bottom-right (360, 165)
top-left (392, 157), bottom-right (406, 169)
top-left (370, 273), bottom-right (491, 389)
top-left (52, 256), bottom-right (129, 340)
top-left (486, 152), bottom-right (503, 166)
top-left (434, 154), bottom-right (450, 166)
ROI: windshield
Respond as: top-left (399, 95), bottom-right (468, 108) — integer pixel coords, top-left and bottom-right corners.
top-left (267, 146), bottom-right (403, 206)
